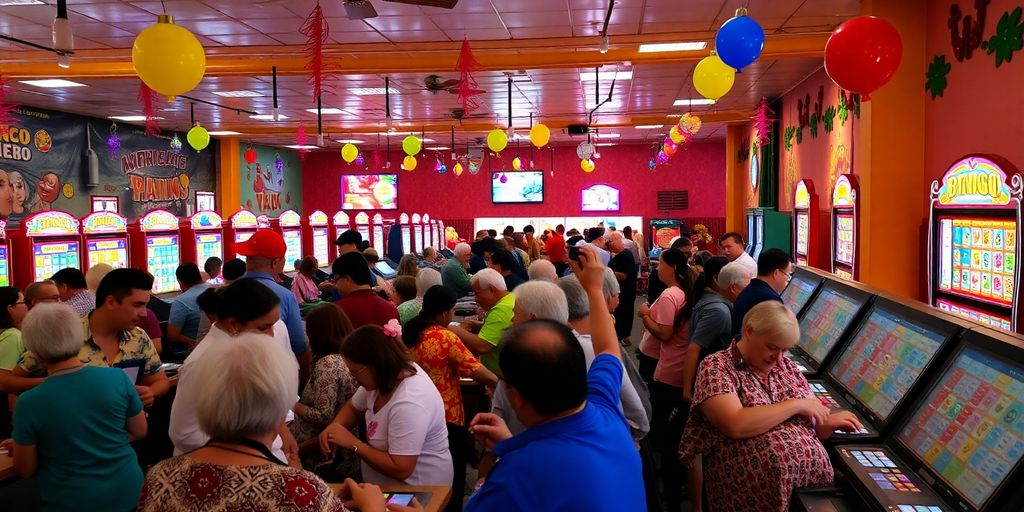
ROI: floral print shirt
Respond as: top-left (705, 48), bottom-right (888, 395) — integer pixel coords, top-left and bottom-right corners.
top-left (410, 325), bottom-right (482, 425)
top-left (18, 314), bottom-right (162, 378)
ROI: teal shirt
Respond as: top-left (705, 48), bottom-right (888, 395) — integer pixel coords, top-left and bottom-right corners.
top-left (441, 259), bottom-right (472, 296)
top-left (0, 327), bottom-right (23, 371)
top-left (12, 366), bottom-right (144, 512)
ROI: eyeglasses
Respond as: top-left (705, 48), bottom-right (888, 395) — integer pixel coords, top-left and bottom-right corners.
top-left (783, 270), bottom-right (794, 281)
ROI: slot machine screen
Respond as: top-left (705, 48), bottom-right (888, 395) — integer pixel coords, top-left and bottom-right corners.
top-left (312, 228), bottom-right (329, 265)
top-left (829, 306), bottom-right (948, 423)
top-left (796, 285), bottom-right (868, 367)
top-left (402, 226), bottom-right (411, 255)
top-left (357, 226), bottom-right (370, 245)
top-left (87, 238), bottom-right (128, 269)
top-left (234, 232), bottom-right (252, 261)
top-left (147, 235), bottom-right (180, 294)
top-left (781, 271), bottom-right (820, 317)
top-left (897, 345), bottom-right (1024, 509)
top-left (283, 230), bottom-right (302, 266)
top-left (796, 211), bottom-right (809, 256)
top-left (937, 217), bottom-right (1015, 307)
top-left (835, 213), bottom-right (856, 266)
top-left (196, 234), bottom-right (223, 266)
top-left (372, 225), bottom-right (384, 255)
top-left (414, 225), bottom-right (424, 254)
top-left (33, 241), bottom-right (79, 282)
top-left (0, 246), bottom-right (10, 286)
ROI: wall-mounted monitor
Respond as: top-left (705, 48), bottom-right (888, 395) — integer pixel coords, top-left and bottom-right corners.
top-left (341, 174), bottom-right (397, 210)
top-left (492, 171), bottom-right (543, 203)
top-left (581, 184), bottom-right (620, 212)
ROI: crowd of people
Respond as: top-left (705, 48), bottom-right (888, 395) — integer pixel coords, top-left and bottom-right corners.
top-left (0, 223), bottom-right (867, 512)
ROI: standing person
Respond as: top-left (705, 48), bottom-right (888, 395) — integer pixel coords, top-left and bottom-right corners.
top-left (404, 285), bottom-right (498, 512)
top-left (637, 248), bottom-right (697, 512)
top-left (647, 237), bottom-right (694, 304)
top-left (489, 249), bottom-right (526, 291)
top-left (333, 252), bottom-right (399, 329)
top-left (8, 303), bottom-right (147, 512)
top-left (221, 258), bottom-right (246, 284)
top-left (23, 280), bottom-right (59, 309)
top-left (730, 248), bottom-right (792, 337)
top-left (545, 224), bottom-right (568, 276)
top-left (523, 225), bottom-right (542, 263)
top-left (450, 269), bottom-right (515, 377)
top-left (718, 232), bottom-right (758, 279)
top-left (441, 243), bottom-right (473, 298)
top-left (51, 268), bottom-right (95, 317)
top-left (204, 256), bottom-right (224, 285)
top-left (85, 263), bottom-right (114, 293)
top-left (237, 229), bottom-right (311, 383)
top-left (607, 231), bottom-right (637, 342)
top-left (527, 259), bottom-right (558, 283)
top-left (622, 226), bottom-right (642, 267)
top-left (335, 229), bottom-right (364, 256)
top-left (166, 263), bottom-right (211, 351)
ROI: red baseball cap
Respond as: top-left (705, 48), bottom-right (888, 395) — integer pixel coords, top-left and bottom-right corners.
top-left (236, 229), bottom-right (287, 259)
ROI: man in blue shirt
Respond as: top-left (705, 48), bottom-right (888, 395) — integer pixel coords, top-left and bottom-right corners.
top-left (730, 248), bottom-right (793, 337)
top-left (237, 229), bottom-right (311, 381)
top-left (465, 246), bottom-right (645, 511)
top-left (166, 263), bottom-right (210, 351)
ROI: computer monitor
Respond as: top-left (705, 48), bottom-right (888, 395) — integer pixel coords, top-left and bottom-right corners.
top-left (781, 266), bottom-right (824, 318)
top-left (893, 329), bottom-right (1024, 512)
top-left (792, 280), bottom-right (874, 373)
top-left (825, 298), bottom-right (962, 432)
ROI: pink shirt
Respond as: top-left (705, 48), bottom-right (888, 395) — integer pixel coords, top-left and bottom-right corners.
top-left (639, 286), bottom-right (690, 388)
top-left (291, 272), bottom-right (320, 304)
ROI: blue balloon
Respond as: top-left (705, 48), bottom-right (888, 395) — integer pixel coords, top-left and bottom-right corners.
top-left (715, 14), bottom-right (765, 71)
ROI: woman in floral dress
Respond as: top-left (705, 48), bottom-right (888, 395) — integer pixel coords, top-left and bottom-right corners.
top-left (679, 301), bottom-right (864, 512)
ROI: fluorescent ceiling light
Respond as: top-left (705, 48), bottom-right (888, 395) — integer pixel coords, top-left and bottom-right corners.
top-left (595, 143), bottom-right (616, 147)
top-left (250, 114), bottom-right (288, 120)
top-left (213, 90), bottom-right (262, 98)
top-left (594, 133), bottom-right (620, 138)
top-left (0, 0), bottom-right (45, 5)
top-left (638, 41), bottom-right (707, 53)
top-left (207, 131), bottom-right (241, 136)
top-left (19, 78), bottom-right (86, 88)
top-left (426, 146), bottom-right (450, 151)
top-left (108, 115), bottom-right (164, 122)
top-left (307, 108), bottom-right (346, 115)
top-left (634, 124), bottom-right (664, 129)
top-left (335, 139), bottom-right (365, 144)
top-left (674, 98), bottom-right (717, 107)
top-left (579, 71), bottom-right (632, 81)
top-left (349, 87), bottom-right (400, 96)
top-left (285, 145), bottom-right (319, 150)
top-left (667, 114), bottom-right (682, 118)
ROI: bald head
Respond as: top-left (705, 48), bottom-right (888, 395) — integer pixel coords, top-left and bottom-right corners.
top-left (499, 319), bottom-right (587, 417)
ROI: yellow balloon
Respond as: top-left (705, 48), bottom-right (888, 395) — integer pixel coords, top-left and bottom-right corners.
top-left (669, 125), bottom-right (685, 144)
top-left (132, 15), bottom-right (206, 99)
top-left (693, 55), bottom-right (735, 101)
top-left (581, 159), bottom-right (595, 173)
top-left (341, 143), bottom-right (358, 163)
top-left (529, 124), bottom-right (551, 147)
top-left (453, 163), bottom-right (464, 176)
top-left (402, 135), bottom-right (421, 156)
top-left (403, 155), bottom-right (417, 171)
top-left (487, 129), bottom-right (508, 153)
top-left (512, 157), bottom-right (522, 171)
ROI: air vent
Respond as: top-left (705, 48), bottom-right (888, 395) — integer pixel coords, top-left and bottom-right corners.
top-left (657, 190), bottom-right (689, 210)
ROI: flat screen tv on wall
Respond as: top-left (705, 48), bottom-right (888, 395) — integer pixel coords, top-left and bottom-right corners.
top-left (492, 171), bottom-right (544, 203)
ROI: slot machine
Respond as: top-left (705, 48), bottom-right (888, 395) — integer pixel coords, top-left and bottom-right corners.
top-left (372, 213), bottom-right (385, 256)
top-left (224, 210), bottom-right (259, 261)
top-left (787, 276), bottom-right (875, 377)
top-left (832, 174), bottom-right (861, 280)
top-left (16, 211), bottom-right (82, 287)
top-left (792, 179), bottom-right (821, 267)
top-left (412, 213), bottom-right (424, 255)
top-left (928, 155), bottom-right (1022, 333)
top-left (81, 211), bottom-right (129, 270)
top-left (780, 266), bottom-right (825, 318)
top-left (0, 221), bottom-right (11, 287)
top-left (747, 207), bottom-right (792, 260)
top-left (354, 212), bottom-right (371, 248)
top-left (332, 211), bottom-right (351, 250)
top-left (306, 210), bottom-right (330, 267)
top-left (181, 211), bottom-right (224, 269)
top-left (398, 213), bottom-right (412, 256)
top-left (257, 214), bottom-right (271, 229)
top-left (278, 210), bottom-right (303, 266)
top-left (422, 214), bottom-right (432, 249)
top-left (131, 210), bottom-right (181, 295)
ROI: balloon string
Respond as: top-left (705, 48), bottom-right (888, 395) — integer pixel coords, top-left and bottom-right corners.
top-left (160, 0), bottom-right (167, 14)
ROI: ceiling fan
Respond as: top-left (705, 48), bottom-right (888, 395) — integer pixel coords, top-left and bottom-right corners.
top-left (422, 75), bottom-right (461, 94)
top-left (343, 0), bottom-right (460, 20)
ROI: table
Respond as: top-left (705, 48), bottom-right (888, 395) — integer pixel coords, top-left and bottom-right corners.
top-left (327, 483), bottom-right (451, 512)
top-left (0, 451), bottom-right (14, 480)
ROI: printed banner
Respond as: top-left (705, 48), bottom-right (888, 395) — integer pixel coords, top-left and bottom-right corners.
top-left (239, 143), bottom-right (302, 217)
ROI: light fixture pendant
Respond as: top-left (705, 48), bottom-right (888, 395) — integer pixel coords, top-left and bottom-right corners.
top-left (599, 34), bottom-right (609, 54)
top-left (52, 0), bottom-right (73, 69)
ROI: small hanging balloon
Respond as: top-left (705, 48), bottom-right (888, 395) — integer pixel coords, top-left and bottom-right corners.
top-left (106, 123), bottom-right (122, 158)
top-left (170, 134), bottom-right (183, 153)
top-left (244, 145), bottom-right (257, 165)
top-left (355, 155), bottom-right (365, 167)
top-left (669, 125), bottom-right (685, 144)
top-left (529, 123), bottom-right (551, 147)
top-left (824, 16), bottom-right (903, 100)
top-left (439, 162), bottom-right (448, 174)
top-left (581, 159), bottom-right (595, 173)
top-left (434, 159), bottom-right (442, 172)
top-left (341, 143), bottom-right (358, 163)
top-left (648, 159), bottom-right (657, 171)
top-left (487, 129), bottom-right (508, 153)
top-left (678, 113), bottom-right (703, 135)
top-left (576, 142), bottom-right (595, 160)
top-left (186, 123), bottom-right (210, 151)
top-left (274, 153), bottom-right (284, 172)
top-left (715, 8), bottom-right (765, 71)
top-left (499, 173), bottom-right (508, 183)
top-left (468, 161), bottom-right (480, 174)
top-left (657, 150), bottom-right (670, 165)
top-left (132, 14), bottom-right (207, 101)
top-left (663, 140), bottom-right (678, 157)
top-left (402, 135), bottom-right (421, 156)
top-left (453, 162), bottom-right (464, 176)
top-left (693, 54), bottom-right (736, 100)
top-left (512, 157), bottom-right (522, 171)
top-left (403, 155), bottom-right (417, 171)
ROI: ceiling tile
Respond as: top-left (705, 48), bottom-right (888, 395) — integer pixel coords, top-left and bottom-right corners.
top-left (176, 20), bottom-right (256, 35)
top-left (331, 31), bottom-right (390, 44)
top-left (209, 2), bottom-right (296, 19)
top-left (571, 7), bottom-right (642, 26)
top-left (495, 0), bottom-right (570, 12)
top-left (430, 12), bottom-right (505, 30)
top-left (795, 0), bottom-right (860, 17)
top-left (71, 3), bottom-right (160, 23)
top-left (509, 26), bottom-right (573, 39)
top-left (205, 33), bottom-right (284, 46)
top-left (68, 22), bottom-right (136, 39)
top-left (500, 11), bottom-right (571, 28)
top-left (365, 16), bottom-right (441, 32)
top-left (131, 1), bottom-right (226, 20)
top-left (384, 30), bottom-right (451, 43)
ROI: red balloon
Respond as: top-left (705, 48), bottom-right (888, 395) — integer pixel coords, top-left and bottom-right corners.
top-left (824, 16), bottom-right (902, 100)
top-left (244, 147), bottom-right (257, 165)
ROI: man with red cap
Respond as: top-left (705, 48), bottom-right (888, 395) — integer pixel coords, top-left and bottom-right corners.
top-left (237, 229), bottom-right (311, 379)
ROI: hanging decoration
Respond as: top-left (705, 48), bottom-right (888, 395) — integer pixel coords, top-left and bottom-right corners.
top-left (295, 125), bottom-right (309, 160)
top-left (106, 123), bottom-right (121, 158)
top-left (715, 7), bottom-right (765, 71)
top-left (299, 1), bottom-right (332, 101)
top-left (580, 159), bottom-right (595, 173)
top-left (648, 159), bottom-right (656, 171)
top-left (132, 14), bottom-right (206, 101)
top-left (355, 155), bottom-right (365, 167)
top-left (456, 38), bottom-right (486, 116)
top-left (576, 142), bottom-right (595, 161)
top-left (341, 143), bottom-right (358, 163)
top-left (468, 161), bottom-right (480, 174)
top-left (487, 129), bottom-right (508, 153)
top-left (784, 126), bottom-right (796, 151)
top-left (656, 150), bottom-right (669, 165)
top-left (402, 155), bottom-right (417, 171)
top-left (187, 123), bottom-right (209, 151)
top-left (169, 133), bottom-right (182, 153)
top-left (753, 98), bottom-right (773, 147)
top-left (693, 54), bottom-right (735, 100)
top-left (529, 123), bottom-right (551, 147)
top-left (402, 135), bottom-right (421, 156)
top-left (453, 162), bottom-right (464, 176)
top-left (662, 139), bottom-right (678, 157)
top-left (244, 145), bottom-right (257, 165)
top-left (949, 1), bottom-right (990, 62)
top-left (824, 16), bottom-right (903, 100)
top-left (678, 113), bottom-right (703, 135)
top-left (274, 153), bottom-right (284, 172)
top-left (823, 106), bottom-right (837, 133)
top-left (926, 55), bottom-right (952, 99)
top-left (0, 74), bottom-right (17, 126)
top-left (137, 82), bottom-right (161, 136)
top-left (981, 7), bottom-right (1024, 67)
top-left (512, 157), bottom-right (522, 171)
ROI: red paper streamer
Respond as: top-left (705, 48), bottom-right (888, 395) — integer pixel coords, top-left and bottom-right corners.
top-left (754, 98), bottom-right (773, 148)
top-left (300, 2), bottom-right (333, 102)
top-left (296, 125), bottom-right (309, 160)
top-left (0, 74), bottom-right (19, 127)
top-left (137, 82), bottom-right (161, 136)
top-left (455, 38), bottom-right (486, 116)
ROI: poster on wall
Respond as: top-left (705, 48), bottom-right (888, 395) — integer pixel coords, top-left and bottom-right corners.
top-left (0, 106), bottom-right (217, 225)
top-left (239, 144), bottom-right (303, 217)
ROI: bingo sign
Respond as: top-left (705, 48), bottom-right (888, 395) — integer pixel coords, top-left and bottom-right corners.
top-left (934, 157), bottom-right (1017, 207)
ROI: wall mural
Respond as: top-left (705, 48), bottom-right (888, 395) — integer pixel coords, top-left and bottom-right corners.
top-left (929, 2), bottom-right (1022, 99)
top-left (239, 143), bottom-right (302, 216)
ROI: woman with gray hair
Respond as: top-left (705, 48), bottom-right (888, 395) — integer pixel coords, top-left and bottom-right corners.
top-left (527, 258), bottom-right (558, 283)
top-left (141, 334), bottom-right (387, 512)
top-left (5, 303), bottom-right (147, 512)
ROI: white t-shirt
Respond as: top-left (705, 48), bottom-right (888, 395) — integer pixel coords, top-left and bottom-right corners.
top-left (733, 251), bottom-right (758, 279)
top-left (169, 321), bottom-right (295, 461)
top-left (350, 363), bottom-right (453, 486)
